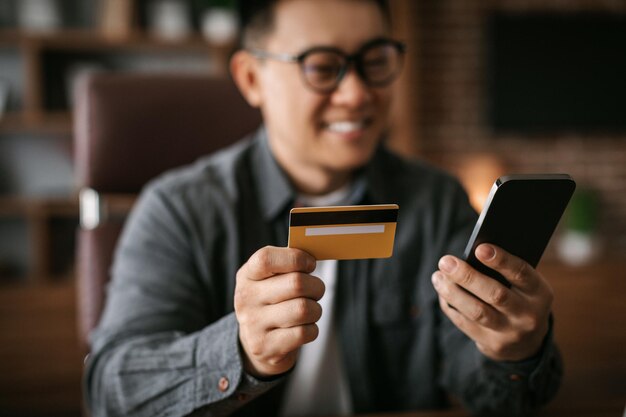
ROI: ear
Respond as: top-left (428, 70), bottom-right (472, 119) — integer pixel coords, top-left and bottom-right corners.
top-left (230, 50), bottom-right (263, 108)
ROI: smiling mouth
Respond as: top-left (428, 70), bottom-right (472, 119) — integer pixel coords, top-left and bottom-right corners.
top-left (324, 119), bottom-right (372, 134)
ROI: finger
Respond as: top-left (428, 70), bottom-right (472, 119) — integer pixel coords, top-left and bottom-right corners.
top-left (438, 255), bottom-right (518, 312)
top-left (432, 271), bottom-right (504, 330)
top-left (242, 324), bottom-right (319, 374)
top-left (437, 295), bottom-right (486, 342)
top-left (241, 246), bottom-right (316, 281)
top-left (474, 244), bottom-right (545, 294)
top-left (264, 298), bottom-right (323, 329)
top-left (266, 324), bottom-right (320, 356)
top-left (260, 272), bottom-right (326, 304)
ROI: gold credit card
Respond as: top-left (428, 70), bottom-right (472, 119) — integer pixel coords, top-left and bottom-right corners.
top-left (288, 204), bottom-right (399, 260)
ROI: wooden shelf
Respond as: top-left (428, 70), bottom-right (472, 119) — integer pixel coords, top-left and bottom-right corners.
top-left (0, 111), bottom-right (73, 135)
top-left (0, 195), bottom-right (78, 216)
top-left (104, 193), bottom-right (138, 217)
top-left (0, 31), bottom-right (19, 46)
top-left (0, 29), bottom-right (233, 54)
top-left (0, 194), bottom-right (138, 217)
top-left (0, 113), bottom-right (26, 133)
top-left (0, 196), bottom-right (79, 286)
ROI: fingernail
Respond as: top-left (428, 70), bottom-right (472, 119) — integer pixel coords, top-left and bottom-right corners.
top-left (476, 244), bottom-right (496, 261)
top-left (439, 256), bottom-right (457, 273)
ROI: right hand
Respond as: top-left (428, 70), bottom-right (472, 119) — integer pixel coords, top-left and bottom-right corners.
top-left (234, 246), bottom-right (325, 378)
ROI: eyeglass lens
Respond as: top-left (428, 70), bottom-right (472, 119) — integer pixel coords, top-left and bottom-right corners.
top-left (300, 42), bottom-right (403, 92)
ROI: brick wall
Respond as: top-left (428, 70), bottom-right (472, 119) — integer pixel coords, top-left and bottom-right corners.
top-left (410, 0), bottom-right (626, 256)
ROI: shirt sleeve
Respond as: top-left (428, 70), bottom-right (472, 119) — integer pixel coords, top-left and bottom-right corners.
top-left (438, 311), bottom-right (562, 416)
top-left (84, 183), bottom-right (282, 417)
top-left (435, 181), bottom-right (563, 416)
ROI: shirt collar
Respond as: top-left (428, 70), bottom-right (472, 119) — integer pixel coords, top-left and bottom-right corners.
top-left (251, 127), bottom-right (393, 220)
top-left (361, 143), bottom-right (394, 204)
top-left (251, 126), bottom-right (296, 221)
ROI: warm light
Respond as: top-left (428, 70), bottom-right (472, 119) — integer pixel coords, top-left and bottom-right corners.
top-left (456, 153), bottom-right (506, 212)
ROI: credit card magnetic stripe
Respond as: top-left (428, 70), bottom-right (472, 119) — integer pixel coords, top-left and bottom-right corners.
top-left (289, 208), bottom-right (398, 226)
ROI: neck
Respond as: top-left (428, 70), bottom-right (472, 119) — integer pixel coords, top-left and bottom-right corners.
top-left (264, 129), bottom-right (355, 195)
top-left (288, 164), bottom-right (352, 196)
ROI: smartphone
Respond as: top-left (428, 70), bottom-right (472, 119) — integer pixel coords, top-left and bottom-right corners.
top-left (463, 174), bottom-right (576, 287)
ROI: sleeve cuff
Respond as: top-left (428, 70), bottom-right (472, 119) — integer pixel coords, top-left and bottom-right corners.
top-left (481, 314), bottom-right (557, 381)
top-left (193, 313), bottom-right (287, 411)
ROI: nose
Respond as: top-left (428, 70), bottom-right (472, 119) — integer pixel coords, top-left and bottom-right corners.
top-left (330, 68), bottom-right (373, 108)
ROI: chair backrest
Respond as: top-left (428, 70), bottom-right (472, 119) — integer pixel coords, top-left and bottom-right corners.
top-left (73, 72), bottom-right (261, 351)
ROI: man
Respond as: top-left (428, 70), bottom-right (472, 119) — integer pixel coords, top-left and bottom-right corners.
top-left (86, 1), bottom-right (562, 416)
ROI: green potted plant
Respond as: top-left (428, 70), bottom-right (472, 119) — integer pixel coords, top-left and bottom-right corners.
top-left (556, 187), bottom-right (600, 266)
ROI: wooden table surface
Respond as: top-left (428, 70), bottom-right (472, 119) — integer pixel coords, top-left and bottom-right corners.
top-left (343, 407), bottom-right (622, 417)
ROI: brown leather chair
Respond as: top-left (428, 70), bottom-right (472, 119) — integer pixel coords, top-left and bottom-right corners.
top-left (73, 72), bottom-right (261, 352)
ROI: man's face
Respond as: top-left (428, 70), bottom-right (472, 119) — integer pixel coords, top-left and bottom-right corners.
top-left (253, 0), bottom-right (395, 189)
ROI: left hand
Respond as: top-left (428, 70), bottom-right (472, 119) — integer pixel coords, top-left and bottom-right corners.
top-left (432, 243), bottom-right (553, 362)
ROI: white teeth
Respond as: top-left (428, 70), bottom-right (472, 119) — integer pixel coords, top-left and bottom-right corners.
top-left (327, 120), bottom-right (365, 133)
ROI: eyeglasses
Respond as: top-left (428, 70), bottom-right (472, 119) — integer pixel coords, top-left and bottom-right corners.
top-left (249, 37), bottom-right (406, 94)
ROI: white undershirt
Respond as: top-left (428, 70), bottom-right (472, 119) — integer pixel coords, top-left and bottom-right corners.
top-left (279, 185), bottom-right (353, 417)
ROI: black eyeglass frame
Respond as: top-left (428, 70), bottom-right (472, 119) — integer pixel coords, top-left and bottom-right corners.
top-left (248, 37), bottom-right (406, 93)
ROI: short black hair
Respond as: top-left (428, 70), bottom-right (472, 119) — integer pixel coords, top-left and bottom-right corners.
top-left (236, 0), bottom-right (391, 48)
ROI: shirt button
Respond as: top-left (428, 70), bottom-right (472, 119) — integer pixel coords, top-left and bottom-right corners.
top-left (509, 374), bottom-right (522, 381)
top-left (218, 376), bottom-right (230, 392)
top-left (409, 305), bottom-right (421, 319)
top-left (237, 393), bottom-right (248, 402)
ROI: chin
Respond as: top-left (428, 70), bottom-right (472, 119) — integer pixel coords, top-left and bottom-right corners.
top-left (326, 146), bottom-right (377, 172)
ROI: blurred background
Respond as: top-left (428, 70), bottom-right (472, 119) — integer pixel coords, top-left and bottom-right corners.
top-left (0, 0), bottom-right (624, 416)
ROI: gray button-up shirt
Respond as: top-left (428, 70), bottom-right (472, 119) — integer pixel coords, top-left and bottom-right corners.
top-left (86, 127), bottom-right (562, 417)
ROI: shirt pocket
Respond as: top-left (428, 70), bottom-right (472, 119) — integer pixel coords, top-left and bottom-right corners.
top-left (369, 281), bottom-right (422, 388)
top-left (369, 259), bottom-right (421, 327)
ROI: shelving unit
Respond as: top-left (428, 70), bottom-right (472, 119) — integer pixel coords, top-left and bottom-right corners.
top-left (0, 8), bottom-right (235, 287)
top-left (0, 2), bottom-right (237, 414)
top-left (0, 196), bottom-right (78, 284)
top-left (0, 29), bottom-right (232, 136)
